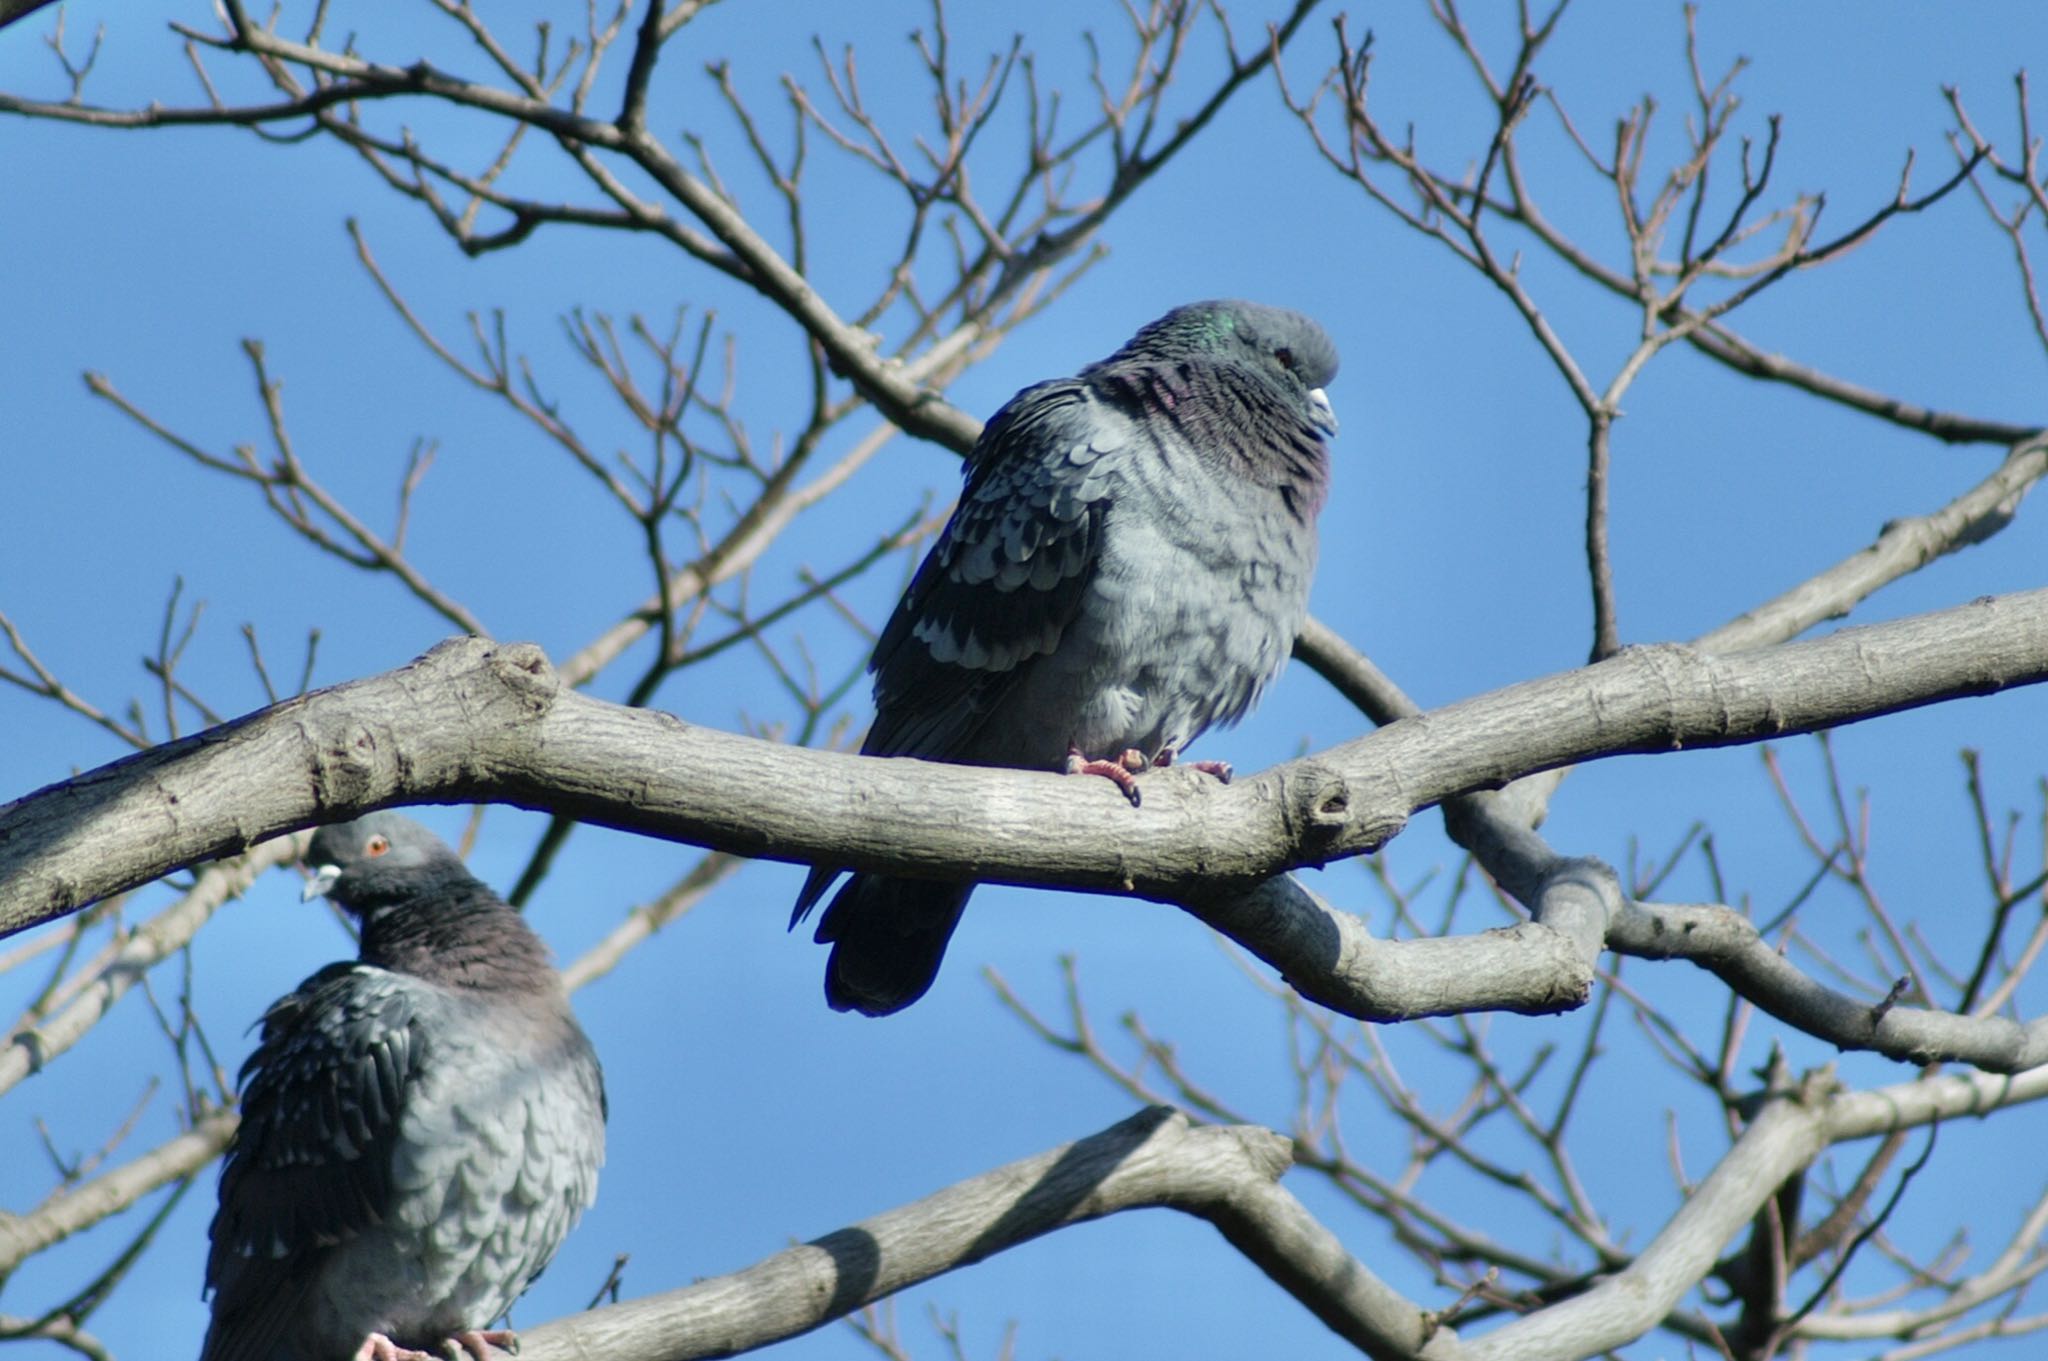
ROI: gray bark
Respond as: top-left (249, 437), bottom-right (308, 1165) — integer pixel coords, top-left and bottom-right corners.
top-left (512, 1063), bottom-right (2048, 1361)
top-left (6, 587), bottom-right (2046, 934)
top-left (5, 590), bottom-right (2048, 1065)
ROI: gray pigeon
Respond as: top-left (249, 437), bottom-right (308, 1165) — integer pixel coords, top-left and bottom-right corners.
top-left (202, 812), bottom-right (606, 1361)
top-left (792, 299), bottom-right (1338, 1016)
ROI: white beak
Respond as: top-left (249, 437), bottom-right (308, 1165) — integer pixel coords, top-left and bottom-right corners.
top-left (301, 863), bottom-right (342, 902)
top-left (1308, 387), bottom-right (1338, 435)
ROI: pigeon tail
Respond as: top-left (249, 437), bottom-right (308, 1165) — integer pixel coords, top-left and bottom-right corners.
top-left (813, 874), bottom-right (975, 1016)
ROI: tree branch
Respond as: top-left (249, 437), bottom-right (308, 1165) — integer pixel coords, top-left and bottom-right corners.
top-left (0, 1110), bottom-right (235, 1275)
top-left (4, 590), bottom-right (2047, 1068)
top-left (0, 836), bottom-right (301, 1097)
top-left (502, 1060), bottom-right (2048, 1361)
top-left (514, 1107), bottom-right (1322, 1360)
top-left (4, 589), bottom-right (2044, 934)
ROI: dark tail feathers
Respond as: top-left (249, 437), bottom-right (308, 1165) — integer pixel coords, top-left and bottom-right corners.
top-left (794, 871), bottom-right (974, 1016)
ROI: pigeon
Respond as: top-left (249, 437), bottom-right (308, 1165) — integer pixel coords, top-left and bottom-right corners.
top-left (792, 299), bottom-right (1339, 1016)
top-left (202, 812), bottom-right (607, 1361)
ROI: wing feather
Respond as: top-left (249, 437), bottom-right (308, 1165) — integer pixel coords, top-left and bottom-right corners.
top-left (865, 379), bottom-right (1126, 762)
top-left (201, 962), bottom-right (424, 1361)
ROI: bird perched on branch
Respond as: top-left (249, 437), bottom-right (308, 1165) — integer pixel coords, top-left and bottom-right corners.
top-left (792, 299), bottom-right (1339, 1017)
top-left (203, 812), bottom-right (606, 1361)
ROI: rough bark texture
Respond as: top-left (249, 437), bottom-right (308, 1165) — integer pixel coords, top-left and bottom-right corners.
top-left (489, 1065), bottom-right (2041, 1361)
top-left (7, 588), bottom-right (2046, 942)
top-left (515, 1108), bottom-right (1296, 1360)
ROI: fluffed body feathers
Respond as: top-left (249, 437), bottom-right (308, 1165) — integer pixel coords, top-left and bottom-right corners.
top-left (202, 813), bottom-right (605, 1361)
top-left (793, 300), bottom-right (1340, 1015)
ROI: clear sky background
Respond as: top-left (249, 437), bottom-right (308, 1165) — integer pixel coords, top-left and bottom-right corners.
top-left (3, 2), bottom-right (2047, 1358)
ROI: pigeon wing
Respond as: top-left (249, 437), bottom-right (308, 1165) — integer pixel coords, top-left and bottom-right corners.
top-left (864, 379), bottom-right (1128, 762)
top-left (200, 962), bottom-right (423, 1361)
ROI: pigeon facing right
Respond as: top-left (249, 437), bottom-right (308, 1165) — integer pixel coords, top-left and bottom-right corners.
top-left (202, 813), bottom-right (606, 1361)
top-left (793, 299), bottom-right (1339, 1016)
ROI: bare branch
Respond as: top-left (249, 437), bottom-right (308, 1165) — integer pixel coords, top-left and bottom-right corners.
top-left (0, 1110), bottom-right (236, 1275)
top-left (513, 1108), bottom-right (1353, 1360)
top-left (0, 836), bottom-right (303, 1098)
top-left (5, 591), bottom-right (2048, 1066)
top-left (558, 849), bottom-right (739, 991)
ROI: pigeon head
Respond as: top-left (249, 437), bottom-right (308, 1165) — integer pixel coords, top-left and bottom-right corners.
top-left (301, 812), bottom-right (467, 917)
top-left (300, 812), bottom-right (554, 985)
top-left (1122, 299), bottom-right (1340, 436)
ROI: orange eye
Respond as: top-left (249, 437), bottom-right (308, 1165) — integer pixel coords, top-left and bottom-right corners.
top-left (366, 835), bottom-right (390, 857)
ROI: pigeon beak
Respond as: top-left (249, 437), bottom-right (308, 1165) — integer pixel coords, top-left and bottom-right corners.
top-left (1307, 387), bottom-right (1338, 436)
top-left (301, 863), bottom-right (342, 903)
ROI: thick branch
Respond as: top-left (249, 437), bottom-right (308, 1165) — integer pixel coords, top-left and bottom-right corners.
top-left (1611, 900), bottom-right (2048, 1070)
top-left (1186, 874), bottom-right (1599, 1019)
top-left (6, 588), bottom-right (2047, 942)
top-left (1463, 1074), bottom-right (1838, 1359)
top-left (499, 1061), bottom-right (2048, 1361)
top-left (515, 1107), bottom-right (1304, 1359)
top-left (1696, 435), bottom-right (2048, 654)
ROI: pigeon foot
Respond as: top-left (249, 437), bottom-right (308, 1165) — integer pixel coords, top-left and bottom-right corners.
top-left (447, 1329), bottom-right (519, 1360)
top-left (349, 1328), bottom-right (518, 1361)
top-left (1065, 744), bottom-right (1145, 807)
top-left (1154, 746), bottom-right (1232, 784)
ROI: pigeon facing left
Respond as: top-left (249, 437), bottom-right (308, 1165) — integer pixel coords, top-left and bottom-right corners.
top-left (202, 812), bottom-right (606, 1361)
top-left (792, 300), bottom-right (1339, 1017)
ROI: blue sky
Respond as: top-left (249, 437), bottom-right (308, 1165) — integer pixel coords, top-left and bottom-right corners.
top-left (4, 2), bottom-right (2048, 1358)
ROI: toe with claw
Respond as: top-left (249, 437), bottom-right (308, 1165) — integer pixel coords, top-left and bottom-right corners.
top-left (445, 1329), bottom-right (519, 1360)
top-left (354, 1328), bottom-right (519, 1361)
top-left (1065, 743), bottom-right (1144, 807)
top-left (1153, 745), bottom-right (1232, 784)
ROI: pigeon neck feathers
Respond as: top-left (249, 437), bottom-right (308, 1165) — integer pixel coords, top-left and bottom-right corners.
top-left (1086, 300), bottom-right (1335, 515)
top-left (355, 877), bottom-right (559, 994)
top-left (303, 814), bottom-right (562, 995)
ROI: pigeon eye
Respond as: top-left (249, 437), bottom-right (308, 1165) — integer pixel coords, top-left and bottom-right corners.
top-left (1274, 347), bottom-right (1296, 370)
top-left (366, 835), bottom-right (390, 857)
